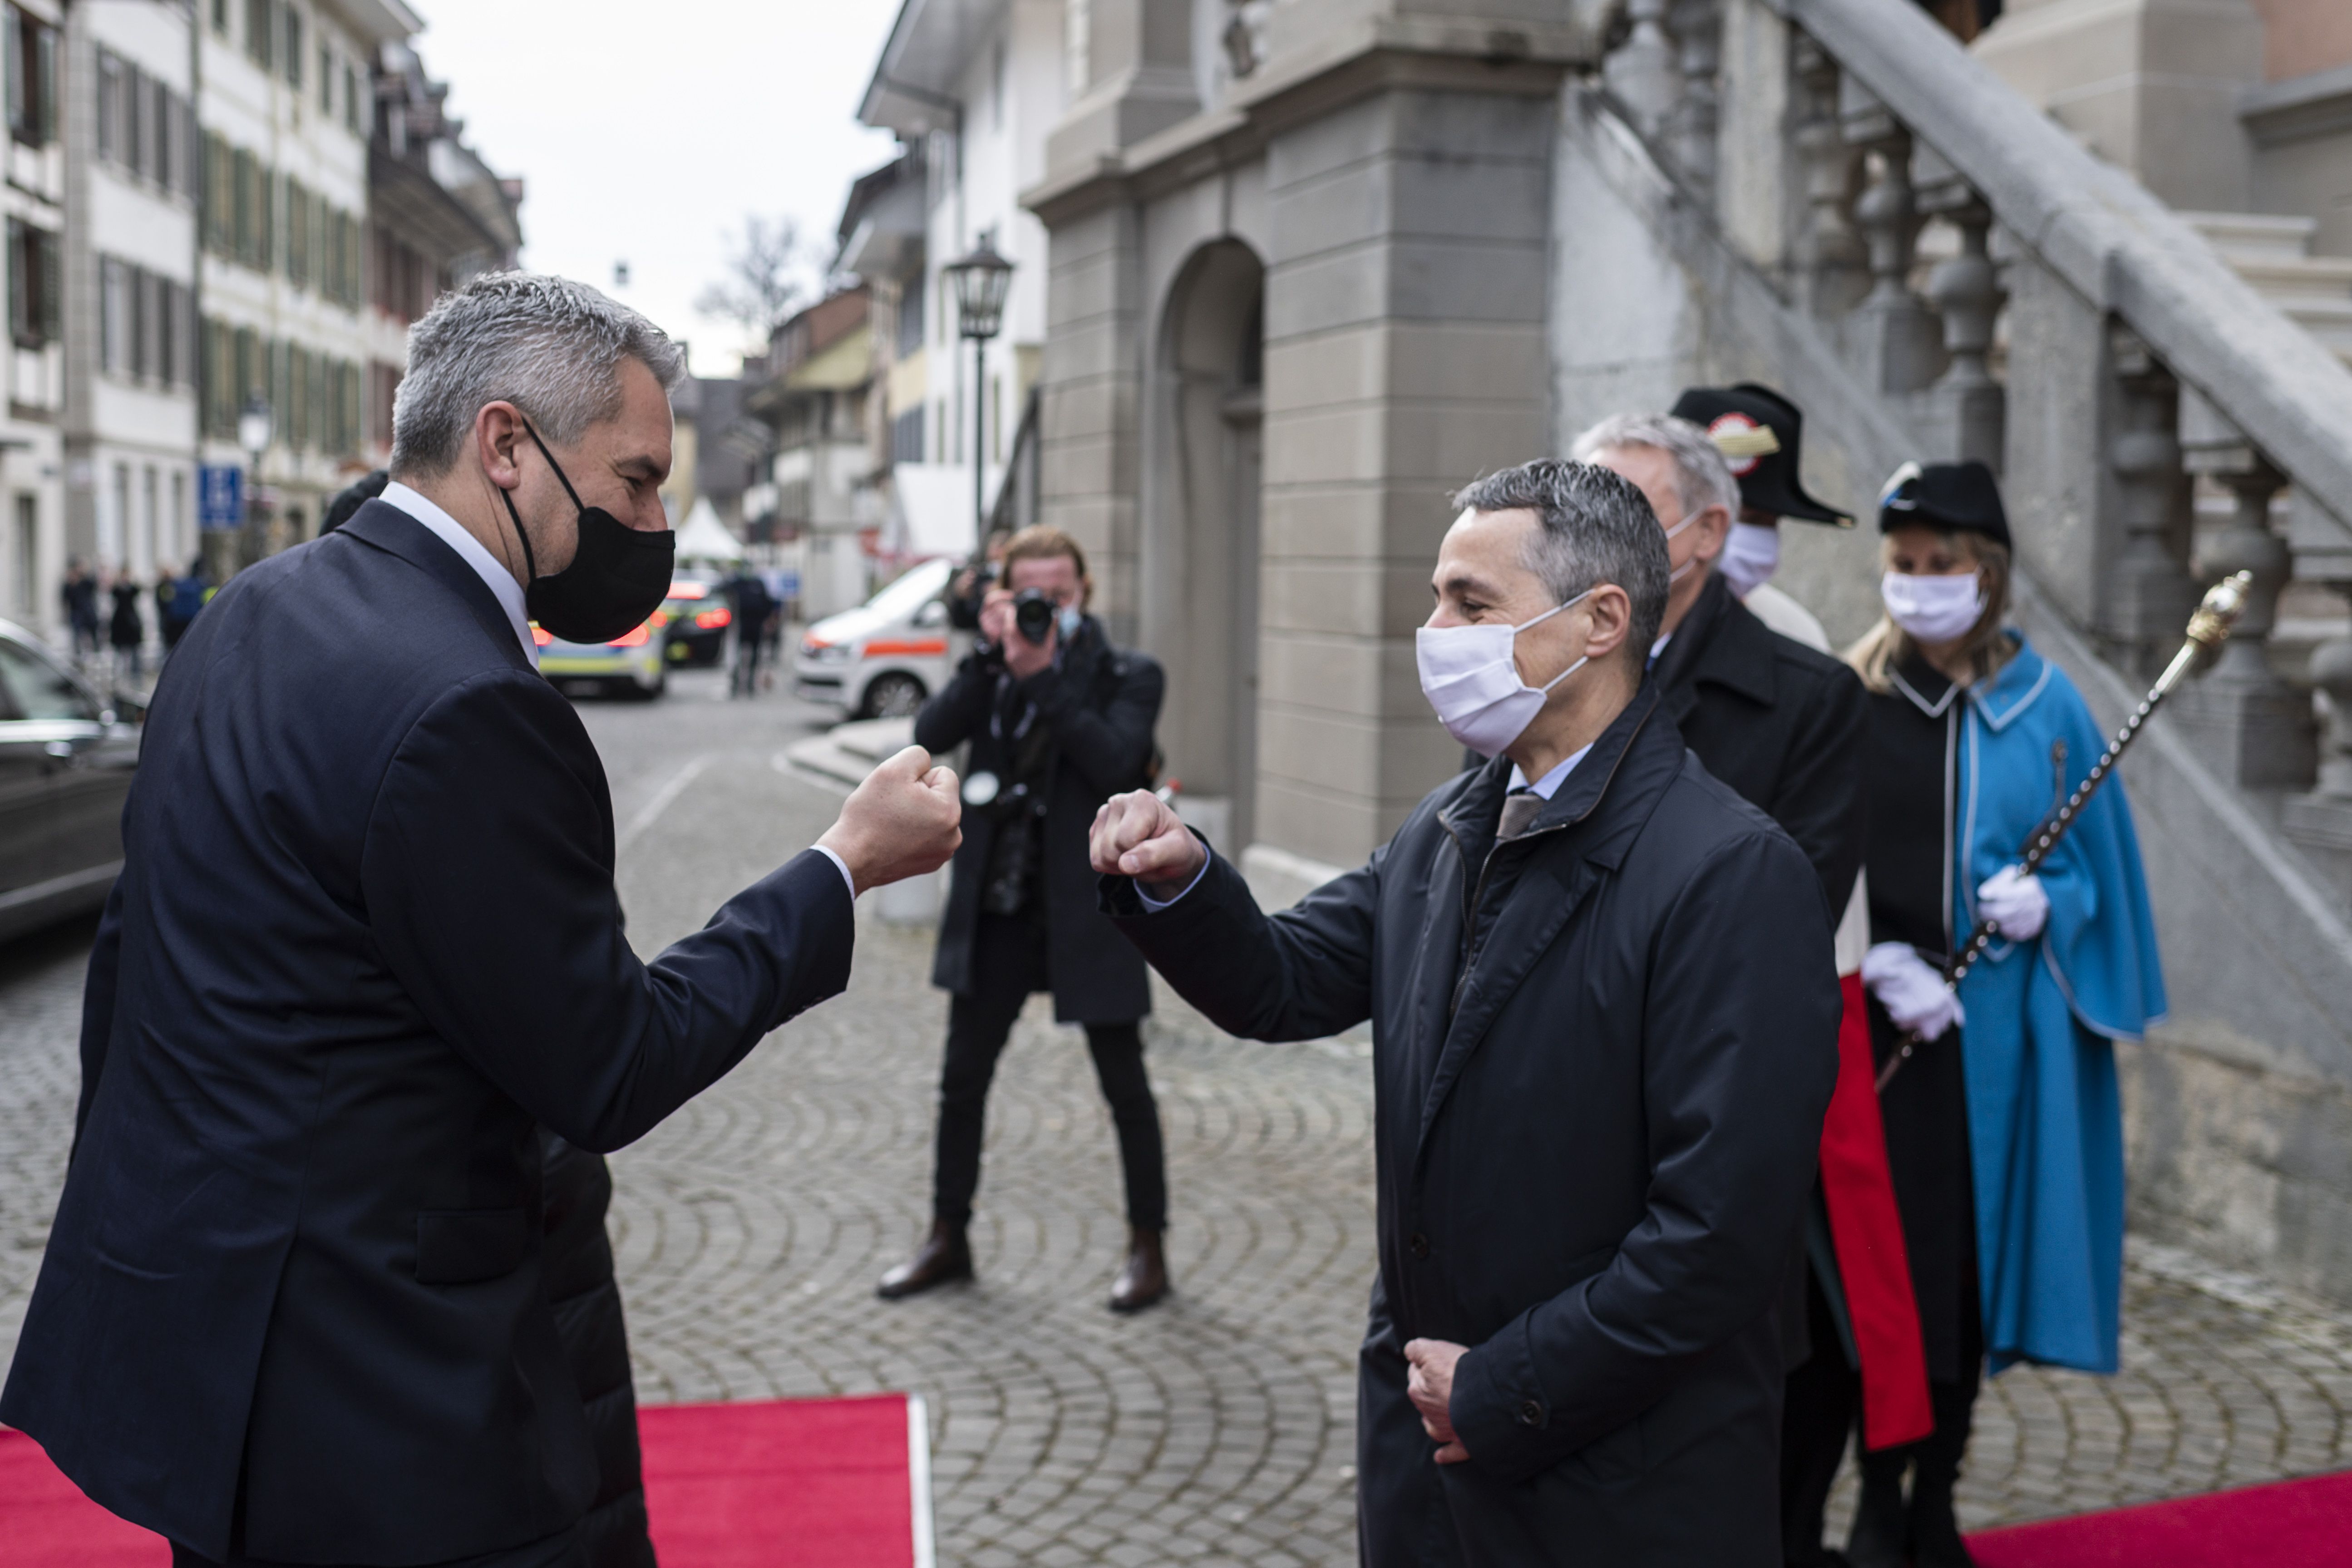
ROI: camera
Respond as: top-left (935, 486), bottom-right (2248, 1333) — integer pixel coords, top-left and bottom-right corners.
top-left (1012, 588), bottom-right (1056, 646)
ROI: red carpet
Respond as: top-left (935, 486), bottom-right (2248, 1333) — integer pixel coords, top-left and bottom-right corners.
top-left (1968, 1468), bottom-right (2352, 1566)
top-left (0, 1392), bottom-right (933, 1567)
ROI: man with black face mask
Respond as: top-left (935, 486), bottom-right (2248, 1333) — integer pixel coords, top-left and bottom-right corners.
top-left (0, 272), bottom-right (964, 1568)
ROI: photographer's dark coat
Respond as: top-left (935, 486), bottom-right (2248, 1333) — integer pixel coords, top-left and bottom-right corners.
top-left (916, 616), bottom-right (1163, 1023)
top-left (1104, 685), bottom-right (1841, 1566)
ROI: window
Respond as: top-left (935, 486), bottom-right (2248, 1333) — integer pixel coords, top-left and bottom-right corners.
top-left (142, 468), bottom-right (158, 573)
top-left (370, 360), bottom-right (399, 448)
top-left (212, 0), bottom-right (228, 36)
top-left (245, 0), bottom-right (271, 71)
top-left (319, 44), bottom-right (331, 112)
top-left (0, 638), bottom-right (94, 721)
top-left (283, 7), bottom-right (301, 89)
top-left (8, 220), bottom-right (58, 349)
top-left (892, 405), bottom-right (924, 464)
top-left (6, 6), bottom-right (58, 148)
top-left (896, 280), bottom-right (925, 355)
top-left (344, 60), bottom-right (358, 132)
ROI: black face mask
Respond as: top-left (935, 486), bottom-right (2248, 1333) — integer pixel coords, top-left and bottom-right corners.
top-left (499, 421), bottom-right (676, 645)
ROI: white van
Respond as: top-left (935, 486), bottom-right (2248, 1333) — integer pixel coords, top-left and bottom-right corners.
top-left (793, 557), bottom-right (958, 718)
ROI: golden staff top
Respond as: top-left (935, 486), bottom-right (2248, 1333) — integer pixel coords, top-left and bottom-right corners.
top-left (1874, 571), bottom-right (2253, 1094)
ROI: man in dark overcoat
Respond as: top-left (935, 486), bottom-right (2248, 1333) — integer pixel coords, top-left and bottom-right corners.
top-left (878, 525), bottom-right (1173, 1311)
top-left (1089, 459), bottom-right (1842, 1564)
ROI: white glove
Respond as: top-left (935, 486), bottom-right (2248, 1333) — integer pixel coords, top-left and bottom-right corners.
top-left (1861, 942), bottom-right (1965, 1040)
top-left (1976, 864), bottom-right (2049, 942)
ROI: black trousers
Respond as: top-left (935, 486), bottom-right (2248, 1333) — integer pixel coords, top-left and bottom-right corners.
top-left (1779, 1265), bottom-right (1987, 1565)
top-left (933, 908), bottom-right (1167, 1231)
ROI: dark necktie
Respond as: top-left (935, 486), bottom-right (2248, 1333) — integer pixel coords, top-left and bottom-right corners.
top-left (1497, 787), bottom-right (1544, 841)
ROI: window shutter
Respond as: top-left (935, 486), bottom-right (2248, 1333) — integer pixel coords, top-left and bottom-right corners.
top-left (38, 227), bottom-right (58, 344)
top-left (34, 19), bottom-right (53, 146)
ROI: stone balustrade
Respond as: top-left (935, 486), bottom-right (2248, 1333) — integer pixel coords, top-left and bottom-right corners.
top-left (1612, 0), bottom-right (2352, 890)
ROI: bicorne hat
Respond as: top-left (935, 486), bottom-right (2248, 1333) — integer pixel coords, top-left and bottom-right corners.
top-left (1668, 382), bottom-right (1852, 527)
top-left (1876, 459), bottom-right (2011, 550)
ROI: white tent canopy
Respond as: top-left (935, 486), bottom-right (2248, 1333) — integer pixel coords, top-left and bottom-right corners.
top-left (674, 498), bottom-right (746, 565)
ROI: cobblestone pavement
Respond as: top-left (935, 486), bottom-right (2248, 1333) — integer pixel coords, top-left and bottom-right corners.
top-left (4, 667), bottom-right (2352, 1564)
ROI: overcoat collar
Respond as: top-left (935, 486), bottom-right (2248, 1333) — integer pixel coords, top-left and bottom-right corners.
top-left (1964, 633), bottom-right (2051, 733)
top-left (336, 499), bottom-right (537, 676)
top-left (1419, 681), bottom-right (1682, 1160)
top-left (1655, 572), bottom-right (1778, 723)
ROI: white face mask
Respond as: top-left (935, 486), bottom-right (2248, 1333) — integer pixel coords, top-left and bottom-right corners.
top-left (1662, 509), bottom-right (1701, 586)
top-left (1720, 522), bottom-right (1780, 597)
top-left (1415, 589), bottom-right (1593, 758)
top-left (1881, 569), bottom-right (1985, 644)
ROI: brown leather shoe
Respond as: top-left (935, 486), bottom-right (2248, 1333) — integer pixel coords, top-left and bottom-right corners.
top-left (876, 1220), bottom-right (972, 1300)
top-left (1109, 1227), bottom-right (1169, 1313)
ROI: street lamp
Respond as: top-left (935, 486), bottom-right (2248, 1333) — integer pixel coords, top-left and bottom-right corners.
top-left (944, 237), bottom-right (1014, 546)
top-left (238, 396), bottom-right (273, 558)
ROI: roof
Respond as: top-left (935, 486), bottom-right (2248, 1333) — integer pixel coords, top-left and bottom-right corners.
top-left (857, 0), bottom-right (1008, 137)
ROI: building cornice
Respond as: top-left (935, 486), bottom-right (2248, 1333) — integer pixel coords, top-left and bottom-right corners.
top-left (2242, 61), bottom-right (2352, 148)
top-left (1021, 17), bottom-right (1594, 230)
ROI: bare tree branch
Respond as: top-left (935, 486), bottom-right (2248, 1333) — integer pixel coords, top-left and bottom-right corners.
top-left (695, 215), bottom-right (813, 342)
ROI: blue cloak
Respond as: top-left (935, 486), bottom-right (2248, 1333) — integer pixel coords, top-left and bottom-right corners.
top-left (1953, 635), bottom-right (2166, 1375)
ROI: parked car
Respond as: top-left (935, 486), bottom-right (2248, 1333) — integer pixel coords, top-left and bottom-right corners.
top-left (659, 571), bottom-right (730, 667)
top-left (536, 614), bottom-right (668, 701)
top-left (0, 620), bottom-right (141, 943)
top-left (794, 557), bottom-right (957, 719)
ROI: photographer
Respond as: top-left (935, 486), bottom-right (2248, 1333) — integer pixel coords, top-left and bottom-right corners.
top-left (878, 526), bottom-right (1173, 1312)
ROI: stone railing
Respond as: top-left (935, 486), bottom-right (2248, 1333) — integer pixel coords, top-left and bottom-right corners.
top-left (1605, 0), bottom-right (2352, 899)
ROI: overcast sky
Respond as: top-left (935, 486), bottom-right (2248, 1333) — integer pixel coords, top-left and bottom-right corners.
top-left (412, 0), bottom-right (905, 377)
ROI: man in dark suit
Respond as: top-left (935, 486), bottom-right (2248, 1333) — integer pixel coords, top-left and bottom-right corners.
top-left (1089, 459), bottom-right (1841, 1564)
top-left (0, 271), bottom-right (962, 1568)
top-left (876, 525), bottom-right (1171, 1312)
top-left (1570, 409), bottom-right (1867, 917)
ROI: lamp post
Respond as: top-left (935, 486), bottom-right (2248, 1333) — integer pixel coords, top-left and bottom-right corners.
top-left (237, 396), bottom-right (273, 565)
top-left (944, 237), bottom-right (1014, 547)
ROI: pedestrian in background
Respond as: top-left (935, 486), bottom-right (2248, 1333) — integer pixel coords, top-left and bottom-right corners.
top-left (878, 525), bottom-right (1173, 1312)
top-left (722, 563), bottom-right (774, 697)
top-left (107, 571), bottom-right (145, 681)
top-left (158, 558), bottom-right (208, 652)
top-left (60, 559), bottom-right (99, 659)
top-left (1090, 460), bottom-right (1839, 1565)
top-left (1806, 461), bottom-right (2165, 1568)
top-left (1667, 381), bottom-right (1853, 651)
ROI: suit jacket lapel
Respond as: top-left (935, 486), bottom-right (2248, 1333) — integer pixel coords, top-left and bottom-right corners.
top-left (337, 500), bottom-right (535, 676)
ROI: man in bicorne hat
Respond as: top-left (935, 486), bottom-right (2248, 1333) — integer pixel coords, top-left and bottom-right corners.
top-left (1669, 383), bottom-right (1852, 652)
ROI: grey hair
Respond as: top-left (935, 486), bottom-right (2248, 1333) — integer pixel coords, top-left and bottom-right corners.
top-left (389, 271), bottom-right (687, 478)
top-left (1568, 411), bottom-right (1741, 523)
top-left (1452, 459), bottom-right (1672, 653)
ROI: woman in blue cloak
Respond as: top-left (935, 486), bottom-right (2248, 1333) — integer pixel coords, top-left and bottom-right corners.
top-left (1837, 460), bottom-right (2167, 1568)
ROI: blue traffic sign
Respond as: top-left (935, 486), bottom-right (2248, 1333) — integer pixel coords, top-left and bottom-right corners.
top-left (198, 465), bottom-right (244, 531)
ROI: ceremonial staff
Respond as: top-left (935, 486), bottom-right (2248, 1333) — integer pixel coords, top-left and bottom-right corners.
top-left (1876, 571), bottom-right (2253, 1092)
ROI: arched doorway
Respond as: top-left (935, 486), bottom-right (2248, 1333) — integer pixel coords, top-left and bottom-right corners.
top-left (1144, 239), bottom-right (1265, 849)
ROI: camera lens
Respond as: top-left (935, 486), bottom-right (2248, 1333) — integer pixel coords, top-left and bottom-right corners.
top-left (1013, 590), bottom-right (1055, 646)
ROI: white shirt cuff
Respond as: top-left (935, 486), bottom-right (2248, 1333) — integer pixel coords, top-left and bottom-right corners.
top-left (814, 845), bottom-right (857, 903)
top-left (1134, 841), bottom-right (1212, 911)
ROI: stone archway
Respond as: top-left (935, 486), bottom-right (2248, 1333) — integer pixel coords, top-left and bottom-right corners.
top-left (1143, 239), bottom-right (1265, 849)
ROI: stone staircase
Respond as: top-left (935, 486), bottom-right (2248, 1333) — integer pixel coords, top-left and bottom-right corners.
top-left (2184, 213), bottom-right (2352, 366)
top-left (1568, 0), bottom-right (2352, 1308)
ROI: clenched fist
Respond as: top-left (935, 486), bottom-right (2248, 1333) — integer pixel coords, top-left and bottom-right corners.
top-left (1089, 789), bottom-right (1207, 899)
top-left (817, 745), bottom-right (963, 894)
